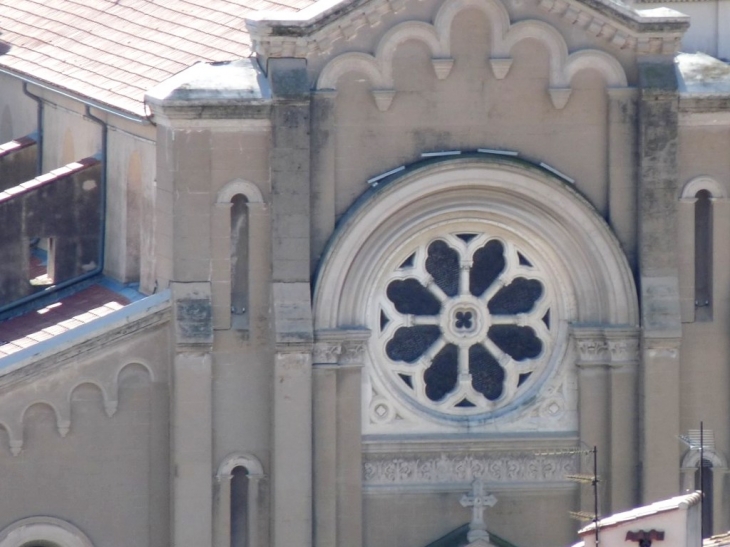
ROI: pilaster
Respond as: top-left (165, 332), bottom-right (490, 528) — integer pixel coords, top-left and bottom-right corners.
top-left (171, 282), bottom-right (214, 547)
top-left (607, 88), bottom-right (639, 270)
top-left (637, 58), bottom-right (682, 505)
top-left (573, 327), bottom-right (640, 514)
top-left (313, 329), bottom-right (370, 547)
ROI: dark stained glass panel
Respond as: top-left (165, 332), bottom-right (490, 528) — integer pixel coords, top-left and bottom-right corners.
top-left (386, 325), bottom-right (441, 363)
top-left (426, 240), bottom-right (460, 297)
top-left (386, 279), bottom-right (441, 315)
top-left (488, 325), bottom-right (542, 361)
top-left (469, 344), bottom-right (504, 400)
top-left (424, 343), bottom-right (458, 401)
top-left (470, 240), bottom-right (505, 297)
top-left (488, 278), bottom-right (542, 315)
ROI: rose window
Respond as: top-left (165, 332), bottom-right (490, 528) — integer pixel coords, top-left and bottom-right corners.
top-left (374, 232), bottom-right (553, 417)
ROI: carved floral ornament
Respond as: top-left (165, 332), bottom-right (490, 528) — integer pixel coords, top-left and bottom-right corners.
top-left (362, 450), bottom-right (578, 488)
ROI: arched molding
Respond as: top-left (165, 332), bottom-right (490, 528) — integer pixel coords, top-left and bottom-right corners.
top-left (214, 453), bottom-right (265, 547)
top-left (21, 401), bottom-right (70, 439)
top-left (680, 176), bottom-right (729, 201)
top-left (314, 158), bottom-right (638, 330)
top-left (564, 49), bottom-right (627, 88)
top-left (0, 517), bottom-right (94, 547)
top-left (315, 0), bottom-right (628, 110)
top-left (313, 158), bottom-right (638, 433)
top-left (682, 448), bottom-right (727, 470)
top-left (2, 360), bottom-right (156, 455)
top-left (217, 452), bottom-right (265, 481)
top-left (216, 178), bottom-right (265, 205)
top-left (68, 381), bottom-right (113, 418)
top-left (433, 0), bottom-right (510, 55)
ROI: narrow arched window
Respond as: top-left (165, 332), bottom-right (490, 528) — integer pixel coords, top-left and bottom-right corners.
top-left (231, 466), bottom-right (250, 547)
top-left (695, 458), bottom-right (713, 538)
top-left (230, 195), bottom-right (249, 329)
top-left (694, 190), bottom-right (712, 320)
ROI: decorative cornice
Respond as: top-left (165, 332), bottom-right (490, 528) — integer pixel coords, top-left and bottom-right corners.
top-left (363, 450), bottom-right (579, 489)
top-left (538, 0), bottom-right (687, 55)
top-left (311, 0), bottom-right (629, 110)
top-left (246, 0), bottom-right (688, 62)
top-left (313, 328), bottom-right (371, 365)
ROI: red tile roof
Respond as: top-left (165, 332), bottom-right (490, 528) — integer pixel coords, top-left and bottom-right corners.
top-left (0, 284), bottom-right (130, 357)
top-left (0, 0), bottom-right (316, 116)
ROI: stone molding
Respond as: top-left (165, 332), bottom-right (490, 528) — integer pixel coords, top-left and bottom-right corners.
top-left (313, 0), bottom-right (628, 110)
top-left (572, 327), bottom-right (640, 367)
top-left (0, 360), bottom-right (156, 456)
top-left (680, 175), bottom-right (729, 201)
top-left (0, 517), bottom-right (95, 547)
top-left (538, 0), bottom-right (686, 55)
top-left (313, 328), bottom-right (371, 365)
top-left (216, 178), bottom-right (266, 205)
top-left (246, 0), bottom-right (687, 60)
top-left (217, 452), bottom-right (265, 480)
top-left (363, 450), bottom-right (578, 490)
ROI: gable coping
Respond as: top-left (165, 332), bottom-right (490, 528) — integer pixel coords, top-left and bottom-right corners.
top-left (246, 0), bottom-right (689, 59)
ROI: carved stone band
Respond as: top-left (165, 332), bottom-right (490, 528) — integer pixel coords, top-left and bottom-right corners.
top-left (363, 451), bottom-right (578, 490)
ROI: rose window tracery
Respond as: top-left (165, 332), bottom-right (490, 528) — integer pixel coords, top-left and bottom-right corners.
top-left (374, 232), bottom-right (554, 417)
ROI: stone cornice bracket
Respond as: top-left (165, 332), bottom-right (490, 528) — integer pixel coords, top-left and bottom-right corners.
top-left (572, 326), bottom-right (640, 367)
top-left (538, 0), bottom-right (688, 55)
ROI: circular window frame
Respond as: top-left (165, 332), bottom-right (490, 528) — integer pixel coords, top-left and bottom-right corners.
top-left (370, 219), bottom-right (562, 422)
top-left (313, 157), bottom-right (639, 430)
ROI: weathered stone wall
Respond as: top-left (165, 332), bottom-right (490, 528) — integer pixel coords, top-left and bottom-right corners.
top-left (0, 136), bottom-right (37, 191)
top-left (0, 158), bottom-right (102, 306)
top-left (0, 306), bottom-right (171, 547)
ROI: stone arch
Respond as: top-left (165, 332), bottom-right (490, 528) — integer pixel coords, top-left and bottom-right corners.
top-left (433, 0), bottom-right (510, 55)
top-left (0, 517), bottom-right (94, 547)
top-left (314, 158), bottom-right (638, 330)
top-left (680, 175), bottom-right (729, 201)
top-left (116, 361), bottom-right (155, 384)
top-left (216, 179), bottom-right (265, 205)
top-left (315, 0), bottom-right (627, 110)
top-left (215, 453), bottom-right (265, 547)
top-left (21, 401), bottom-right (68, 438)
top-left (217, 452), bottom-right (265, 480)
top-left (313, 158), bottom-right (637, 431)
top-left (682, 447), bottom-right (727, 469)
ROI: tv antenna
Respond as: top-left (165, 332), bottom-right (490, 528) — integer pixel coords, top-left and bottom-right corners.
top-left (679, 421), bottom-right (713, 540)
top-left (536, 445), bottom-right (601, 546)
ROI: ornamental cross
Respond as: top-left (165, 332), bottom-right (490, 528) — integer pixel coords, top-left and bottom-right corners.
top-left (460, 479), bottom-right (497, 544)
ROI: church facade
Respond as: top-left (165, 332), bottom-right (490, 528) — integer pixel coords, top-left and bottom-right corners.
top-left (0, 0), bottom-right (729, 546)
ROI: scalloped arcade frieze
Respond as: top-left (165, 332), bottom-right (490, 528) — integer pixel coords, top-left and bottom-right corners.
top-left (0, 360), bottom-right (157, 456)
top-left (312, 0), bottom-right (629, 111)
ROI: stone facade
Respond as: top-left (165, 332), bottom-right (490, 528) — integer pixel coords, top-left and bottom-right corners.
top-left (0, 0), bottom-right (729, 546)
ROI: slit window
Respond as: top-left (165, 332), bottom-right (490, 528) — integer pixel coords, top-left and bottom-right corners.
top-left (694, 190), bottom-right (712, 320)
top-left (230, 195), bottom-right (249, 329)
top-left (231, 466), bottom-right (250, 547)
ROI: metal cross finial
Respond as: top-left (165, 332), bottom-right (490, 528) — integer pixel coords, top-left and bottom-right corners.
top-left (460, 479), bottom-right (497, 543)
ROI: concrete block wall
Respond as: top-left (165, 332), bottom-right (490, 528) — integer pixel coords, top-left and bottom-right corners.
top-left (0, 136), bottom-right (37, 191)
